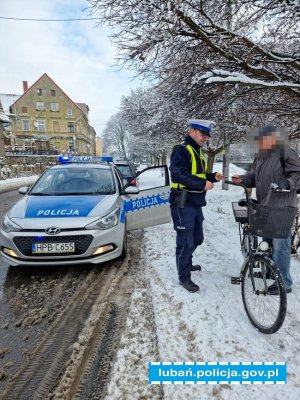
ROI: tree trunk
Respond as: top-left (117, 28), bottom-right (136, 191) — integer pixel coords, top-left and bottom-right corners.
top-left (206, 152), bottom-right (215, 173)
top-left (162, 150), bottom-right (167, 165)
top-left (222, 142), bottom-right (230, 190)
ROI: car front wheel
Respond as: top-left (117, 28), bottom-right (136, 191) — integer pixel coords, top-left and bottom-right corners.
top-left (120, 232), bottom-right (127, 260)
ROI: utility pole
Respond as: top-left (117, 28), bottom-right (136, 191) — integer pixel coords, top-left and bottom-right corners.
top-left (222, 132), bottom-right (230, 190)
top-left (222, 0), bottom-right (232, 190)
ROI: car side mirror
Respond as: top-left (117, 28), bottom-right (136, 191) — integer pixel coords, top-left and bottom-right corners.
top-left (19, 186), bottom-right (29, 195)
top-left (123, 186), bottom-right (140, 195)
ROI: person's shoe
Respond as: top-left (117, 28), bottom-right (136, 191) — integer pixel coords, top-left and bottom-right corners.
top-left (179, 280), bottom-right (199, 293)
top-left (268, 283), bottom-right (292, 295)
top-left (191, 264), bottom-right (202, 272)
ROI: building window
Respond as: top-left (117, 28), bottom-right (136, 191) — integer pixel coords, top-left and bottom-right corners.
top-left (50, 103), bottom-right (59, 112)
top-left (68, 122), bottom-right (75, 133)
top-left (67, 108), bottom-right (73, 116)
top-left (37, 88), bottom-right (43, 96)
top-left (53, 121), bottom-right (60, 132)
top-left (22, 120), bottom-right (30, 131)
top-left (68, 140), bottom-right (75, 152)
top-left (51, 89), bottom-right (56, 96)
top-left (21, 106), bottom-right (28, 113)
top-left (36, 102), bottom-right (44, 111)
top-left (37, 120), bottom-right (45, 132)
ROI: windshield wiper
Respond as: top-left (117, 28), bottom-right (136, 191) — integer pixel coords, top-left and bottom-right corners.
top-left (31, 191), bottom-right (114, 196)
top-left (61, 192), bottom-right (92, 195)
top-left (30, 192), bottom-right (53, 196)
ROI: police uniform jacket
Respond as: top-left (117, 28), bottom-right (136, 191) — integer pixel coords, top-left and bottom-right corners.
top-left (169, 135), bottom-right (218, 207)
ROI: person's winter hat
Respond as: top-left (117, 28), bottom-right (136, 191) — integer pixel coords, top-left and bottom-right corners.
top-left (189, 119), bottom-right (215, 136)
top-left (257, 125), bottom-right (277, 137)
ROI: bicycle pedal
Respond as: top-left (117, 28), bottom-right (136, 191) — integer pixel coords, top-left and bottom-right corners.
top-left (231, 277), bottom-right (241, 285)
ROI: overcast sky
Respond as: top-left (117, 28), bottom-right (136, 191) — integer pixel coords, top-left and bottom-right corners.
top-left (0, 0), bottom-right (143, 136)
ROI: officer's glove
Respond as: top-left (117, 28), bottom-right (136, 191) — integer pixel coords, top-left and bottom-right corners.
top-left (277, 178), bottom-right (290, 190)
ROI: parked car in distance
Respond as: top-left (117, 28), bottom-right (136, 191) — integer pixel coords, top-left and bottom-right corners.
top-left (114, 160), bottom-right (137, 186)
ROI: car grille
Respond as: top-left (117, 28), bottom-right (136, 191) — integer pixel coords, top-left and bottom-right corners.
top-left (13, 235), bottom-right (94, 257)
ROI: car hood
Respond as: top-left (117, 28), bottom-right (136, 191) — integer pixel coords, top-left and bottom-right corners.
top-left (7, 194), bottom-right (121, 229)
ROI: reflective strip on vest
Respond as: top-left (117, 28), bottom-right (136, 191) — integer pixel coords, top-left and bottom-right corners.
top-left (171, 144), bottom-right (207, 189)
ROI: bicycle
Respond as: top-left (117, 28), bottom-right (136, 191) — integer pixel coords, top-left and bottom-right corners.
top-left (226, 180), bottom-right (297, 334)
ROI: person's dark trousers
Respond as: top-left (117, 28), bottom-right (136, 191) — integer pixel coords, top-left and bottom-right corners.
top-left (171, 205), bottom-right (204, 283)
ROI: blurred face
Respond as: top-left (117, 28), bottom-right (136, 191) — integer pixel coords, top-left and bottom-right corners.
top-left (189, 128), bottom-right (209, 146)
top-left (259, 135), bottom-right (278, 151)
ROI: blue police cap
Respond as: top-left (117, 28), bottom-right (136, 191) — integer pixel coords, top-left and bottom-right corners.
top-left (189, 119), bottom-right (215, 137)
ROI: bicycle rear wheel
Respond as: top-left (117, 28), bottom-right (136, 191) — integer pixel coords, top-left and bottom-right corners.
top-left (291, 213), bottom-right (300, 255)
top-left (241, 256), bottom-right (287, 334)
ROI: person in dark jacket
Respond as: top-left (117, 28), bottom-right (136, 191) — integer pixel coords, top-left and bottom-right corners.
top-left (169, 119), bottom-right (224, 293)
top-left (232, 125), bottom-right (300, 294)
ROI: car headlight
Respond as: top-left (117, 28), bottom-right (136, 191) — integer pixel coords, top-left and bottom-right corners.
top-left (85, 208), bottom-right (120, 230)
top-left (1, 215), bottom-right (22, 233)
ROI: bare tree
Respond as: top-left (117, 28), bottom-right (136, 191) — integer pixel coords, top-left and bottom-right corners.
top-left (120, 87), bottom-right (189, 163)
top-left (101, 113), bottom-right (128, 159)
top-left (90, 0), bottom-right (300, 170)
top-left (87, 0), bottom-right (300, 92)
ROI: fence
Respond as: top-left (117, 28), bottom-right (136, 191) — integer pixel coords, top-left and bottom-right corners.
top-left (0, 155), bottom-right (58, 180)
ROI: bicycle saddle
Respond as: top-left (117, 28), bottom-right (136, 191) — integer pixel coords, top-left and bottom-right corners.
top-left (238, 198), bottom-right (247, 207)
top-left (238, 198), bottom-right (258, 207)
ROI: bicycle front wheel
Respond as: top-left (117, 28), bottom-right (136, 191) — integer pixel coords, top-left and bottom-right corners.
top-left (241, 256), bottom-right (287, 334)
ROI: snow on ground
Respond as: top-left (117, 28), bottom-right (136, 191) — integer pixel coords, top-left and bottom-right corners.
top-left (1, 167), bottom-right (299, 399)
top-left (106, 163), bottom-right (300, 400)
top-left (0, 175), bottom-right (38, 193)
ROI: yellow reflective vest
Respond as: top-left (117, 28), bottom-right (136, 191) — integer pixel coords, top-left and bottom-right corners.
top-left (171, 144), bottom-right (207, 189)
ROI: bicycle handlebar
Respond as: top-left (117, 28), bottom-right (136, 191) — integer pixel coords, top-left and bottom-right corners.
top-left (225, 179), bottom-right (291, 200)
top-left (225, 180), bottom-right (250, 201)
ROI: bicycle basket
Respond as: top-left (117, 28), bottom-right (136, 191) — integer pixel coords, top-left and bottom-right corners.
top-left (232, 202), bottom-right (248, 223)
top-left (249, 203), bottom-right (298, 238)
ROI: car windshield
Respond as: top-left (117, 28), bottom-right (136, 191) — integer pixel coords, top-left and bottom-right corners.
top-left (116, 165), bottom-right (132, 177)
top-left (30, 167), bottom-right (116, 195)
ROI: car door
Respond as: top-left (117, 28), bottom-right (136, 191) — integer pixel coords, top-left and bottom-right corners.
top-left (122, 166), bottom-right (171, 231)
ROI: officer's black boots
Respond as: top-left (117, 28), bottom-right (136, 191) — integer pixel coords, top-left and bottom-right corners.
top-left (191, 264), bottom-right (202, 272)
top-left (179, 280), bottom-right (199, 293)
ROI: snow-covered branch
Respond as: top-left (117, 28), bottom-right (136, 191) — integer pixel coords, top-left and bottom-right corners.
top-left (198, 69), bottom-right (300, 89)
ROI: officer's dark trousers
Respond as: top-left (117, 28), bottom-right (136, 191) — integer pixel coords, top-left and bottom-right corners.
top-left (171, 205), bottom-right (204, 283)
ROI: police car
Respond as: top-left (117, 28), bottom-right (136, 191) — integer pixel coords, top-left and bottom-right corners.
top-left (0, 155), bottom-right (170, 267)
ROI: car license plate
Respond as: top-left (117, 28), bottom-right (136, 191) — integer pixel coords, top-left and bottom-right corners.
top-left (32, 242), bottom-right (75, 254)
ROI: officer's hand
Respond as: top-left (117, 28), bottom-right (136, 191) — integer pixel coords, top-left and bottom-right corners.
top-left (215, 172), bottom-right (225, 181)
top-left (232, 175), bottom-right (242, 184)
top-left (205, 181), bottom-right (214, 190)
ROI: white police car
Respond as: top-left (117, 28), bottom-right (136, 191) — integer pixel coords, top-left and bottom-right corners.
top-left (0, 155), bottom-right (170, 267)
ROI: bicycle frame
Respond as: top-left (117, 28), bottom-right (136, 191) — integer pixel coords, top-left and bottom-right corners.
top-left (226, 180), bottom-right (288, 333)
top-left (240, 222), bottom-right (274, 294)
top-left (227, 180), bottom-right (273, 294)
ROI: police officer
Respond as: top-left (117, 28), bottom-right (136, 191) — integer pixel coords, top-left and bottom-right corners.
top-left (169, 119), bottom-right (224, 293)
